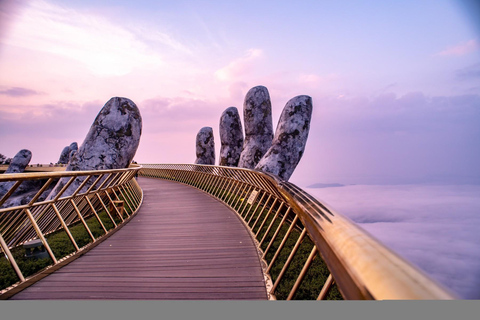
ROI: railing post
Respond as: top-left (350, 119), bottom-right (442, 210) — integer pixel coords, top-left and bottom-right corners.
top-left (70, 199), bottom-right (96, 242)
top-left (0, 233), bottom-right (25, 282)
top-left (51, 203), bottom-right (80, 252)
top-left (252, 194), bottom-right (272, 229)
top-left (254, 198), bottom-right (277, 234)
top-left (104, 191), bottom-right (124, 223)
top-left (24, 208), bottom-right (57, 264)
top-left (95, 193), bottom-right (117, 228)
top-left (266, 215), bottom-right (299, 272)
top-left (262, 207), bottom-right (292, 259)
top-left (287, 246), bottom-right (318, 300)
top-left (247, 191), bottom-right (267, 223)
top-left (317, 274), bottom-right (334, 300)
top-left (84, 196), bottom-right (108, 234)
top-left (270, 228), bottom-right (308, 294)
top-left (258, 203), bottom-right (284, 245)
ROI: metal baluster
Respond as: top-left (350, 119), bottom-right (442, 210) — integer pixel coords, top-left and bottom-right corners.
top-left (51, 203), bottom-right (79, 251)
top-left (70, 199), bottom-right (96, 242)
top-left (0, 233), bottom-right (25, 282)
top-left (286, 245), bottom-right (318, 300)
top-left (317, 274), bottom-right (334, 300)
top-left (255, 199), bottom-right (280, 237)
top-left (262, 207), bottom-right (292, 259)
top-left (252, 194), bottom-right (273, 230)
top-left (266, 215), bottom-right (299, 272)
top-left (259, 203), bottom-right (285, 245)
top-left (270, 228), bottom-right (307, 294)
top-left (247, 192), bottom-right (267, 224)
top-left (24, 208), bottom-right (57, 263)
top-left (95, 193), bottom-right (117, 228)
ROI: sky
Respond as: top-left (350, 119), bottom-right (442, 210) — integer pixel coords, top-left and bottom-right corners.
top-left (0, 0), bottom-right (479, 187)
top-left (0, 0), bottom-right (479, 300)
top-left (307, 184), bottom-right (480, 299)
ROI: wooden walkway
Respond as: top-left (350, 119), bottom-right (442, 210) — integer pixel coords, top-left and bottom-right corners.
top-left (9, 177), bottom-right (268, 300)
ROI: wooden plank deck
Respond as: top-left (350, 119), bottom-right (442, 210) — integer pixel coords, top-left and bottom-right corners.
top-left (9, 177), bottom-right (268, 300)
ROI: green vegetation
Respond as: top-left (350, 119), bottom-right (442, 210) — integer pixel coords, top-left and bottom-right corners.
top-left (245, 194), bottom-right (343, 300)
top-left (0, 210), bottom-right (115, 291)
top-left (265, 230), bottom-right (343, 300)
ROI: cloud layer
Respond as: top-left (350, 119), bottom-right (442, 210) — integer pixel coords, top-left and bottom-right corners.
top-left (0, 87), bottom-right (42, 97)
top-left (306, 184), bottom-right (480, 299)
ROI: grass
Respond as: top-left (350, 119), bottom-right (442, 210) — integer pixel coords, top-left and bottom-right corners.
top-left (232, 190), bottom-right (344, 300)
top-left (266, 233), bottom-right (343, 300)
top-left (0, 210), bottom-right (115, 292)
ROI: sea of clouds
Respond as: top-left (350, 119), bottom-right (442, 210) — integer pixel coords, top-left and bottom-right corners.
top-left (304, 183), bottom-right (480, 299)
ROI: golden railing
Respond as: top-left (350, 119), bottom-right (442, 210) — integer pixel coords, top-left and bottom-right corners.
top-left (139, 164), bottom-right (456, 300)
top-left (0, 165), bottom-right (143, 298)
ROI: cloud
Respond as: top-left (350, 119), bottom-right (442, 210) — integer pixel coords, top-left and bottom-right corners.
top-left (227, 81), bottom-right (249, 102)
top-left (141, 96), bottom-right (220, 128)
top-left (127, 24), bottom-right (193, 56)
top-left (214, 48), bottom-right (264, 81)
top-left (0, 0), bottom-right (27, 38)
top-left (0, 93), bottom-right (229, 165)
top-left (315, 92), bottom-right (480, 134)
top-left (289, 91), bottom-right (480, 187)
top-left (0, 100), bottom-right (102, 136)
top-left (436, 39), bottom-right (479, 56)
top-left (306, 184), bottom-right (480, 299)
top-left (1, 0), bottom-right (167, 76)
top-left (0, 95), bottom-right (223, 139)
top-left (298, 73), bottom-right (339, 88)
top-left (456, 63), bottom-right (480, 80)
top-left (299, 74), bottom-right (322, 84)
top-left (0, 87), bottom-right (42, 97)
top-left (0, 99), bottom-right (105, 164)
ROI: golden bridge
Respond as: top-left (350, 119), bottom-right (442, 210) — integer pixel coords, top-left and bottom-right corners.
top-left (0, 164), bottom-right (456, 300)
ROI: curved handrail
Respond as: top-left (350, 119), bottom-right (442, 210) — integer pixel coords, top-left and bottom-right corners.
top-left (0, 165), bottom-right (143, 297)
top-left (139, 163), bottom-right (457, 300)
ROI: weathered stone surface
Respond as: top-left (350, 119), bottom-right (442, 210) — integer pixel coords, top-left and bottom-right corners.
top-left (58, 142), bottom-right (78, 164)
top-left (0, 149), bottom-right (32, 195)
top-left (68, 149), bottom-right (76, 161)
top-left (3, 149), bottom-right (31, 174)
top-left (69, 142), bottom-right (78, 151)
top-left (255, 95), bottom-right (312, 181)
top-left (0, 180), bottom-right (55, 208)
top-left (238, 86), bottom-right (274, 169)
top-left (58, 146), bottom-right (70, 164)
top-left (194, 127), bottom-right (215, 165)
top-left (47, 97), bottom-right (142, 199)
top-left (219, 107), bottom-right (244, 167)
top-left (0, 149), bottom-right (40, 207)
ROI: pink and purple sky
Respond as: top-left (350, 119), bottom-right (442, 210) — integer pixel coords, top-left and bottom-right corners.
top-left (1, 0), bottom-right (479, 187)
top-left (1, 0), bottom-right (480, 299)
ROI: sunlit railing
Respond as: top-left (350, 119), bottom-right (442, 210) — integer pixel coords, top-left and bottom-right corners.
top-left (139, 164), bottom-right (456, 300)
top-left (0, 165), bottom-right (143, 298)
top-left (0, 162), bottom-right (457, 300)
